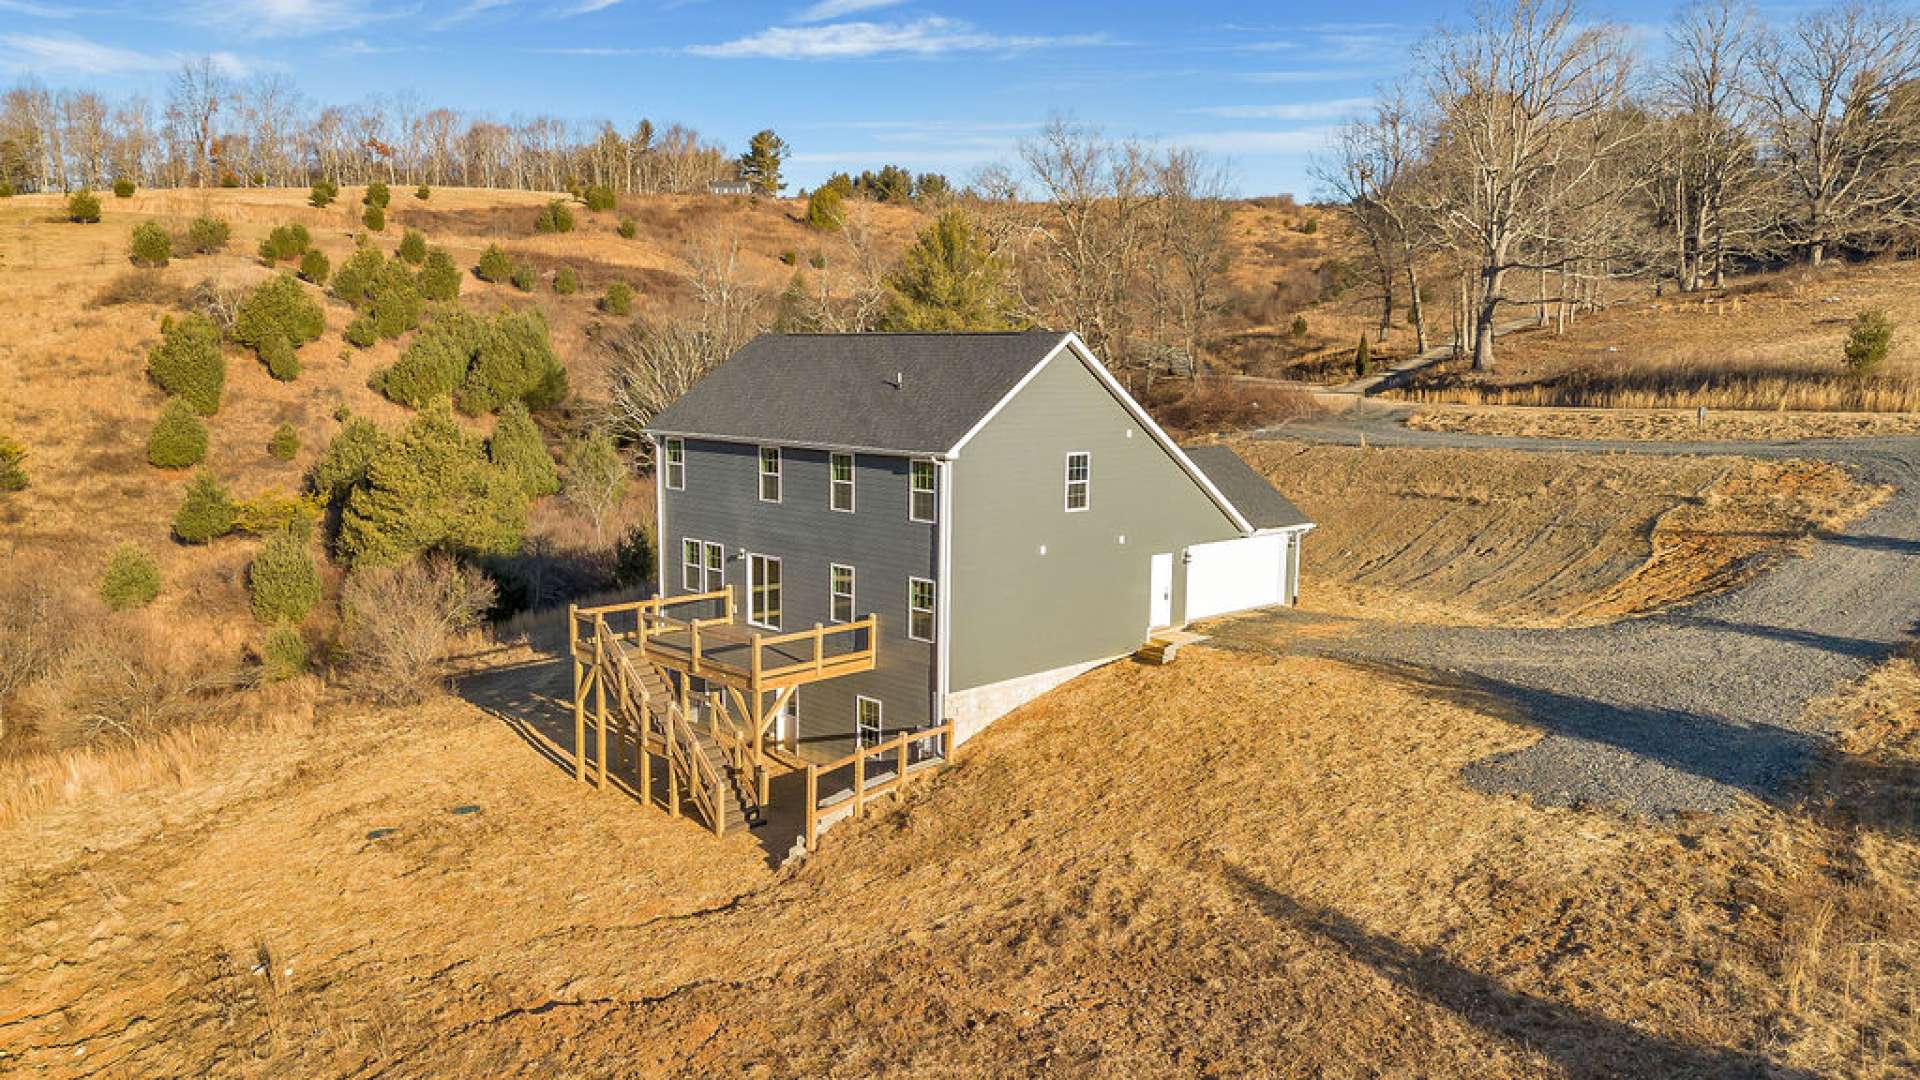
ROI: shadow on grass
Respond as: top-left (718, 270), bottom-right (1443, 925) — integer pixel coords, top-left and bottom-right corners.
top-left (1222, 865), bottom-right (1819, 1080)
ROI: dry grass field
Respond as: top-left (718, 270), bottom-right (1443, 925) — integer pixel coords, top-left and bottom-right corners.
top-left (0, 186), bottom-right (926, 657)
top-left (1388, 260), bottom-right (1920, 413)
top-left (4, 631), bottom-right (1917, 1077)
top-left (7, 187), bottom-right (1920, 1077)
top-left (1234, 441), bottom-right (1886, 626)
top-left (1407, 403), bottom-right (1920, 442)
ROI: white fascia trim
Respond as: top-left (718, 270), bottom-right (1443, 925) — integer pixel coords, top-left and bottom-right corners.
top-left (934, 458), bottom-right (954, 725)
top-left (647, 433), bottom-right (666, 594)
top-left (948, 333), bottom-right (1256, 536)
top-left (1251, 523), bottom-right (1317, 537)
top-left (645, 428), bottom-right (953, 461)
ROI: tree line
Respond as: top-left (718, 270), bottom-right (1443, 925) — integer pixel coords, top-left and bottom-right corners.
top-left (0, 58), bottom-right (736, 195)
top-left (1318, 0), bottom-right (1920, 370)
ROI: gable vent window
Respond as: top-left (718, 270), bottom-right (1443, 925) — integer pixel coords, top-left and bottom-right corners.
top-left (1065, 452), bottom-right (1091, 512)
top-left (830, 452), bottom-right (855, 513)
top-left (909, 460), bottom-right (936, 523)
top-left (758, 446), bottom-right (782, 503)
top-left (663, 437), bottom-right (685, 491)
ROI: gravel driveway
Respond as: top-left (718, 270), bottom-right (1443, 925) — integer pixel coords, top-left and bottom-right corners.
top-left (1246, 405), bottom-right (1920, 816)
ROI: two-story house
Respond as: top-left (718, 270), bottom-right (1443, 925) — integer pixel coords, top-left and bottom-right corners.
top-left (639, 330), bottom-right (1314, 764)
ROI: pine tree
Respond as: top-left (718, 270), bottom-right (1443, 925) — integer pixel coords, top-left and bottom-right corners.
top-left (98, 543), bottom-right (161, 610)
top-left (881, 210), bottom-right (1013, 331)
top-left (398, 228), bottom-right (427, 265)
top-left (476, 244), bottom-right (513, 283)
top-left (488, 401), bottom-right (559, 496)
top-left (1843, 309), bottom-right (1894, 378)
top-left (805, 184), bottom-right (844, 231)
top-left (336, 400), bottom-right (528, 568)
top-left (1354, 334), bottom-right (1372, 377)
top-left (773, 270), bottom-right (818, 332)
top-left (269, 423), bottom-right (300, 460)
top-left (173, 470), bottom-right (236, 543)
top-left (147, 397), bottom-right (209, 469)
top-left (736, 129), bottom-right (789, 195)
top-left (418, 248), bottom-right (461, 301)
top-left (310, 413), bottom-right (390, 506)
top-left (129, 221), bottom-right (171, 267)
top-left (248, 530), bottom-right (322, 623)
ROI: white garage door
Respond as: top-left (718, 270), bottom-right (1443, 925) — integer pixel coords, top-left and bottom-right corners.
top-left (1183, 534), bottom-right (1289, 622)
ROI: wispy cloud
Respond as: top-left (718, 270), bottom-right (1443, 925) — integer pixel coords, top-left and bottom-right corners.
top-left (183, 0), bottom-right (404, 37)
top-left (688, 16), bottom-right (1104, 59)
top-left (1185, 97), bottom-right (1373, 120)
top-left (433, 0), bottom-right (512, 29)
top-left (1167, 128), bottom-right (1336, 156)
top-left (564, 0), bottom-right (623, 14)
top-left (0, 33), bottom-right (254, 76)
top-left (792, 0), bottom-right (902, 22)
top-left (0, 0), bottom-right (82, 17)
top-left (1238, 68), bottom-right (1357, 85)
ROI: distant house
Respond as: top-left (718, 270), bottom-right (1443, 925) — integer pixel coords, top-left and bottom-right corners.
top-left (707, 179), bottom-right (753, 197)
top-left (571, 331), bottom-right (1313, 845)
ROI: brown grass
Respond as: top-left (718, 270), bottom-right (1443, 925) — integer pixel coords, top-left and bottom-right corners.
top-left (1406, 403), bottom-right (1920, 442)
top-left (1387, 260), bottom-right (1920, 413)
top-left (3, 638), bottom-right (1918, 1075)
top-left (1236, 440), bottom-right (1885, 625)
top-left (1140, 375), bottom-right (1320, 437)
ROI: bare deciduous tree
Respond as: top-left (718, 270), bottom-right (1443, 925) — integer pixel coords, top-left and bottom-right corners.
top-left (1752, 2), bottom-right (1920, 266)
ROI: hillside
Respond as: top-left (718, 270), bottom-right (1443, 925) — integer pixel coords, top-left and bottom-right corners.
top-left (0, 187), bottom-right (1329, 659)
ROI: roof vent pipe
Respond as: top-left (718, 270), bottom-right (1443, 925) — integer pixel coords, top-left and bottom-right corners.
top-left (889, 371), bottom-right (904, 389)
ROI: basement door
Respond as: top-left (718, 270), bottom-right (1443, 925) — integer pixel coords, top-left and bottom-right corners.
top-left (1149, 552), bottom-right (1174, 629)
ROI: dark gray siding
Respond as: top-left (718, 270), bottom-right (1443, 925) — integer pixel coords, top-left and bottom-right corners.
top-left (947, 350), bottom-right (1243, 691)
top-left (660, 438), bottom-right (937, 757)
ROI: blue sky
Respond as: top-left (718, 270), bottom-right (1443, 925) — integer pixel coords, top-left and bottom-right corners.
top-left (2, 0), bottom-right (1682, 196)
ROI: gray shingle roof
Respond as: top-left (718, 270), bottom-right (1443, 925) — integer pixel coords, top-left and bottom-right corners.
top-left (646, 331), bottom-right (1070, 455)
top-left (1181, 445), bottom-right (1313, 530)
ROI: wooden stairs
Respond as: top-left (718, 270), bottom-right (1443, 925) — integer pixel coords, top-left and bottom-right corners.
top-left (1135, 629), bottom-right (1206, 666)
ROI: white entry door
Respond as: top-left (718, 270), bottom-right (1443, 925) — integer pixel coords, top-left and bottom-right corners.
top-left (1149, 552), bottom-right (1174, 629)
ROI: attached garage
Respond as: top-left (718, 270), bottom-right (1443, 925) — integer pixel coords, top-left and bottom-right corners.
top-left (1178, 444), bottom-right (1315, 623)
top-left (1182, 530), bottom-right (1305, 621)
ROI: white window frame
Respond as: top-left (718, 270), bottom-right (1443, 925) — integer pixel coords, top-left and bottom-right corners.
top-left (702, 541), bottom-right (725, 593)
top-left (1064, 451), bottom-right (1091, 512)
top-left (758, 445), bottom-right (782, 503)
top-left (907, 576), bottom-right (936, 643)
top-left (856, 695), bottom-right (884, 749)
top-left (681, 538), bottom-right (702, 592)
top-left (909, 459), bottom-right (936, 523)
top-left (663, 437), bottom-right (685, 491)
top-left (747, 553), bottom-right (783, 630)
top-left (829, 563), bottom-right (856, 624)
top-left (829, 452), bottom-right (856, 513)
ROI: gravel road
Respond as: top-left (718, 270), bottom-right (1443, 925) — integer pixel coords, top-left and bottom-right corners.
top-left (1248, 404), bottom-right (1920, 816)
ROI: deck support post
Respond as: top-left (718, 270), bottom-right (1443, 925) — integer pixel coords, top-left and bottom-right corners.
top-left (805, 763), bottom-right (819, 852)
top-left (853, 750), bottom-right (866, 822)
top-left (569, 605), bottom-right (585, 785)
top-left (594, 619), bottom-right (609, 791)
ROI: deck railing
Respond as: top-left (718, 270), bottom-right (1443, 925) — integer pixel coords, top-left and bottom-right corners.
top-left (803, 721), bottom-right (953, 852)
top-left (572, 588), bottom-right (877, 689)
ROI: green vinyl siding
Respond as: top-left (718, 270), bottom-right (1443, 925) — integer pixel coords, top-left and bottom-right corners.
top-left (947, 348), bottom-right (1242, 692)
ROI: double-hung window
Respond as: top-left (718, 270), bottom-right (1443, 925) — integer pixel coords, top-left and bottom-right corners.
top-left (681, 539), bottom-right (702, 592)
top-left (907, 577), bottom-right (936, 642)
top-left (1065, 451), bottom-right (1091, 511)
top-left (662, 437), bottom-right (685, 491)
top-left (758, 446), bottom-right (782, 503)
top-left (685, 540), bottom-right (724, 592)
top-left (909, 460), bottom-right (936, 523)
top-left (830, 452), bottom-right (855, 512)
top-left (748, 553), bottom-right (783, 629)
top-left (829, 564), bottom-right (856, 624)
top-left (856, 696), bottom-right (884, 749)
